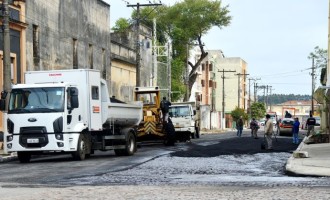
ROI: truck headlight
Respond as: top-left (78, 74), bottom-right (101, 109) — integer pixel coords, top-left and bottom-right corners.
top-left (55, 134), bottom-right (63, 140)
top-left (57, 142), bottom-right (64, 147)
top-left (7, 135), bottom-right (13, 142)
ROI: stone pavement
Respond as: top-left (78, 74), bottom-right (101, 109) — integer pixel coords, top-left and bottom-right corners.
top-left (2, 132), bottom-right (330, 178)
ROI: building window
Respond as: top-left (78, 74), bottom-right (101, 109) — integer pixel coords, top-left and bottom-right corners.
top-left (89, 44), bottom-right (93, 69)
top-left (209, 80), bottom-right (213, 87)
top-left (33, 25), bottom-right (40, 68)
top-left (201, 79), bottom-right (205, 87)
top-left (209, 63), bottom-right (213, 71)
top-left (73, 38), bottom-right (78, 69)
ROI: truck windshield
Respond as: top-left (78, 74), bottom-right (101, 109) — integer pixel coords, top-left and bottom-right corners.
top-left (8, 87), bottom-right (65, 113)
top-left (169, 106), bottom-right (190, 117)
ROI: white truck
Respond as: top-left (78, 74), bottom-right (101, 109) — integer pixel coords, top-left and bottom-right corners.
top-left (169, 102), bottom-right (199, 141)
top-left (0, 69), bottom-right (143, 163)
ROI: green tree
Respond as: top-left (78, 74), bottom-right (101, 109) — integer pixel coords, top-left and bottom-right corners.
top-left (308, 46), bottom-right (328, 85)
top-left (163, 0), bottom-right (231, 100)
top-left (113, 0), bottom-right (231, 101)
top-left (231, 107), bottom-right (248, 122)
top-left (250, 102), bottom-right (266, 120)
top-left (111, 18), bottom-right (130, 33)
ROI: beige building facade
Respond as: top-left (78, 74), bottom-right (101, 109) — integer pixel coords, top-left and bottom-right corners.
top-left (215, 57), bottom-right (248, 113)
top-left (110, 24), bottom-right (153, 102)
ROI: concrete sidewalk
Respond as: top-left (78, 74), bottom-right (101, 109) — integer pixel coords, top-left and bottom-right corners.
top-left (285, 137), bottom-right (330, 177)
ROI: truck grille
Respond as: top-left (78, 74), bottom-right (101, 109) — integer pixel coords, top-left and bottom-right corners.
top-left (19, 127), bottom-right (49, 148)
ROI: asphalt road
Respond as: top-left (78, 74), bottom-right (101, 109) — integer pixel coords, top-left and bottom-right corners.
top-left (0, 129), bottom-right (327, 188)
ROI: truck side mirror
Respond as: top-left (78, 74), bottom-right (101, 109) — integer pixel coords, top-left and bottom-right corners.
top-left (70, 88), bottom-right (79, 109)
top-left (68, 87), bottom-right (79, 110)
top-left (71, 95), bottom-right (79, 109)
top-left (193, 110), bottom-right (196, 115)
top-left (0, 99), bottom-right (5, 111)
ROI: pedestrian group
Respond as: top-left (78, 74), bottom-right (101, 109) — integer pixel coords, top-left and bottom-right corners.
top-left (236, 112), bottom-right (304, 150)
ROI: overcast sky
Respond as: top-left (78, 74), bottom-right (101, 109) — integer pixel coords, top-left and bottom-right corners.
top-left (106, 0), bottom-right (328, 95)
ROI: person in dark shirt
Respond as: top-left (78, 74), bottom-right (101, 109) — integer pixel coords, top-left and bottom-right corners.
top-left (249, 118), bottom-right (259, 139)
top-left (236, 116), bottom-right (244, 137)
top-left (160, 97), bottom-right (171, 123)
top-left (306, 114), bottom-right (316, 136)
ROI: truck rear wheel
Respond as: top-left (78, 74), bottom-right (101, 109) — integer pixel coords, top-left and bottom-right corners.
top-left (17, 152), bottom-right (31, 163)
top-left (114, 132), bottom-right (136, 156)
top-left (72, 134), bottom-right (86, 161)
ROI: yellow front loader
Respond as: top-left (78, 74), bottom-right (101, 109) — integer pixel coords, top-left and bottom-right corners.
top-left (134, 87), bottom-right (175, 145)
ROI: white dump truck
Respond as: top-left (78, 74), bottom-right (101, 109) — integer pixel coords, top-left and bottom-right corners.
top-left (169, 102), bottom-right (200, 141)
top-left (0, 69), bottom-right (142, 163)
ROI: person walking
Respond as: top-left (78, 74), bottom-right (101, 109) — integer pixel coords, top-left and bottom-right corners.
top-left (306, 114), bottom-right (316, 136)
top-left (160, 97), bottom-right (171, 123)
top-left (236, 116), bottom-right (244, 137)
top-left (264, 114), bottom-right (274, 150)
top-left (250, 118), bottom-right (259, 139)
top-left (292, 117), bottom-right (300, 144)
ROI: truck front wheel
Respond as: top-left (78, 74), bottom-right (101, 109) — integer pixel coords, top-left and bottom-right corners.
top-left (72, 134), bottom-right (87, 161)
top-left (17, 152), bottom-right (31, 163)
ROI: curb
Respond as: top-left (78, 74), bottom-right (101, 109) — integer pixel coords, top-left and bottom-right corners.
top-left (285, 136), bottom-right (307, 176)
top-left (285, 136), bottom-right (330, 177)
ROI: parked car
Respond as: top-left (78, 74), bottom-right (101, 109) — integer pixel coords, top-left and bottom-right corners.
top-left (259, 118), bottom-right (276, 127)
top-left (278, 118), bottom-right (294, 136)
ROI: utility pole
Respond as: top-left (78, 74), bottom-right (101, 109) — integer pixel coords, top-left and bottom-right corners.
top-left (266, 85), bottom-right (269, 110)
top-left (254, 83), bottom-right (257, 102)
top-left (219, 69), bottom-right (236, 130)
top-left (235, 73), bottom-right (249, 108)
top-left (186, 43), bottom-right (189, 101)
top-left (252, 78), bottom-right (260, 103)
top-left (2, 0), bottom-right (11, 111)
top-left (269, 86), bottom-right (274, 112)
top-left (248, 78), bottom-right (256, 120)
top-left (311, 57), bottom-right (315, 115)
top-left (167, 41), bottom-right (172, 101)
top-left (127, 2), bottom-right (162, 87)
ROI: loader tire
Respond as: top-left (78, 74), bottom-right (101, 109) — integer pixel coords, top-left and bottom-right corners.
top-left (195, 126), bottom-right (200, 139)
top-left (164, 119), bottom-right (176, 146)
